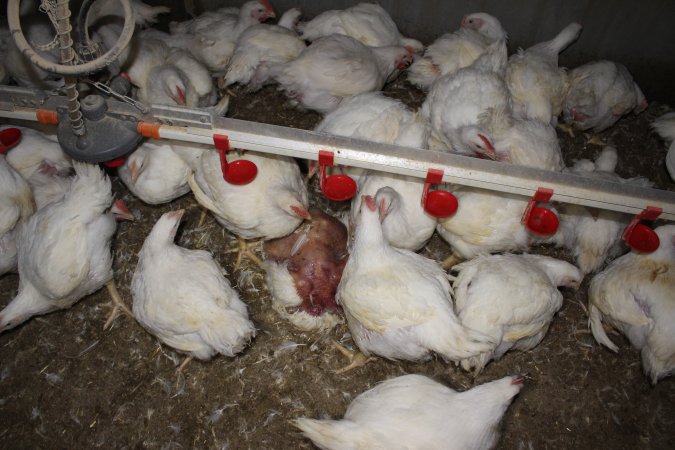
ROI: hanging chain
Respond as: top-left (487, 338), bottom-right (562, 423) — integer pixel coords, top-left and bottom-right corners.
top-left (85, 80), bottom-right (150, 113)
top-left (32, 0), bottom-right (61, 51)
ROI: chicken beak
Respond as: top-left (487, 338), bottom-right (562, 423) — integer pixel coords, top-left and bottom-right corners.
top-left (291, 205), bottom-right (312, 220)
top-left (129, 159), bottom-right (140, 184)
top-left (167, 209), bottom-right (185, 223)
top-left (477, 134), bottom-right (496, 159)
top-left (111, 199), bottom-right (135, 222)
top-left (175, 85), bottom-right (187, 106)
top-left (511, 376), bottom-right (525, 386)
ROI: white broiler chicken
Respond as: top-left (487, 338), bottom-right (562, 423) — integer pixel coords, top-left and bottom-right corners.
top-left (2, 125), bottom-right (69, 179)
top-left (2, 125), bottom-right (73, 213)
top-left (408, 12), bottom-right (507, 90)
top-left (119, 37), bottom-right (228, 115)
top-left (421, 39), bottom-right (510, 156)
top-left (505, 22), bottom-right (582, 124)
top-left (651, 111), bottom-right (675, 181)
top-left (335, 195), bottom-right (492, 371)
top-left (169, 6), bottom-right (240, 35)
top-left (298, 2), bottom-right (423, 51)
top-left (0, 151), bottom-right (34, 276)
top-left (558, 147), bottom-right (652, 274)
top-left (589, 224), bottom-right (675, 384)
top-left (435, 107), bottom-right (564, 266)
top-left (118, 141), bottom-right (204, 205)
top-left (223, 8), bottom-right (305, 92)
top-left (315, 92), bottom-right (428, 184)
top-left (452, 253), bottom-right (582, 374)
top-left (188, 149), bottom-right (310, 268)
top-left (132, 210), bottom-right (255, 365)
top-left (315, 92), bottom-right (435, 251)
top-left (274, 34), bottom-right (412, 113)
top-left (158, 0), bottom-right (276, 75)
top-left (296, 374), bottom-right (524, 450)
top-left (481, 106), bottom-right (564, 170)
top-left (562, 60), bottom-right (647, 133)
top-left (436, 188), bottom-right (560, 267)
top-left (0, 163), bottom-right (133, 333)
top-left (315, 92), bottom-right (436, 251)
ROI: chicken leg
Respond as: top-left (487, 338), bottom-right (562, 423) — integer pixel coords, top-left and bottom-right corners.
top-left (103, 281), bottom-right (133, 330)
top-left (441, 253), bottom-right (463, 270)
top-left (333, 341), bottom-right (373, 374)
top-left (226, 238), bottom-right (263, 270)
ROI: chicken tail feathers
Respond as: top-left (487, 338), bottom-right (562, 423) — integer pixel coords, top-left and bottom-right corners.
top-left (294, 418), bottom-right (365, 449)
top-left (407, 58), bottom-right (439, 90)
top-left (652, 112), bottom-right (675, 142)
top-left (200, 311), bottom-right (256, 358)
top-left (544, 22), bottom-right (582, 56)
top-left (589, 304), bottom-right (619, 352)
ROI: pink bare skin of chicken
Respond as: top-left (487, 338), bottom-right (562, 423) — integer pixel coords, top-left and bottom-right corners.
top-left (264, 208), bottom-right (348, 317)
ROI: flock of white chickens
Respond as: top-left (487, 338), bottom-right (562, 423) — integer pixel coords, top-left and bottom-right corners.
top-left (1, 1), bottom-right (674, 448)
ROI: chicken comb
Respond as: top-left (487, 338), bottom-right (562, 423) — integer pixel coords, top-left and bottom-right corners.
top-left (258, 0), bottom-right (274, 13)
top-left (0, 127), bottom-right (22, 154)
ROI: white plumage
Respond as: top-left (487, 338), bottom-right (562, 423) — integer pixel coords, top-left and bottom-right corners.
top-left (563, 60), bottom-right (647, 132)
top-left (558, 147), bottom-right (652, 274)
top-left (298, 2), bottom-right (423, 51)
top-left (408, 12), bottom-right (507, 90)
top-left (337, 195), bottom-right (492, 363)
top-left (652, 112), bottom-right (675, 181)
top-left (118, 141), bottom-right (203, 205)
top-left (452, 253), bottom-right (582, 374)
top-left (132, 210), bottom-right (255, 360)
top-left (481, 106), bottom-right (564, 170)
top-left (0, 151), bottom-right (34, 276)
top-left (296, 373), bottom-right (524, 450)
top-left (188, 150), bottom-right (309, 240)
top-left (505, 22), bottom-right (582, 124)
top-left (159, 0), bottom-right (275, 75)
top-left (274, 34), bottom-right (412, 113)
top-left (589, 224), bottom-right (675, 384)
top-left (223, 8), bottom-right (305, 92)
top-left (436, 189), bottom-right (559, 262)
top-left (0, 163), bottom-right (122, 332)
top-left (421, 40), bottom-right (510, 156)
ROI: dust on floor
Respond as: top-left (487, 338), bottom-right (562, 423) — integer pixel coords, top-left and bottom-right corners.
top-left (1, 76), bottom-right (674, 450)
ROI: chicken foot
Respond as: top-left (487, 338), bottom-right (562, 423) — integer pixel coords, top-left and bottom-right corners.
top-left (102, 281), bottom-right (133, 330)
top-left (557, 123), bottom-right (576, 138)
top-left (333, 341), bottom-right (373, 374)
top-left (226, 238), bottom-right (263, 270)
top-left (441, 253), bottom-right (463, 270)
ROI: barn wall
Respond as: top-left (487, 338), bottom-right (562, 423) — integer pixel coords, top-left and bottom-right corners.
top-left (160, 0), bottom-right (675, 106)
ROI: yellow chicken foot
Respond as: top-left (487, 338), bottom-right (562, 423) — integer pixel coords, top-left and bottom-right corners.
top-left (197, 207), bottom-right (209, 227)
top-left (557, 123), bottom-right (576, 138)
top-left (586, 134), bottom-right (606, 146)
top-left (103, 281), bottom-right (132, 330)
top-left (333, 341), bottom-right (373, 374)
top-left (441, 253), bottom-right (463, 270)
top-left (176, 356), bottom-right (193, 375)
top-left (226, 238), bottom-right (263, 270)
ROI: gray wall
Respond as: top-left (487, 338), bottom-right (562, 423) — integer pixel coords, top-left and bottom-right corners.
top-left (162, 0), bottom-right (675, 106)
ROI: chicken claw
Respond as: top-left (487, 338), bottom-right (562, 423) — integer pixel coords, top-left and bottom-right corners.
top-left (226, 238), bottom-right (263, 270)
top-left (333, 341), bottom-right (373, 374)
top-left (103, 281), bottom-right (132, 330)
top-left (586, 134), bottom-right (606, 146)
top-left (557, 123), bottom-right (575, 138)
